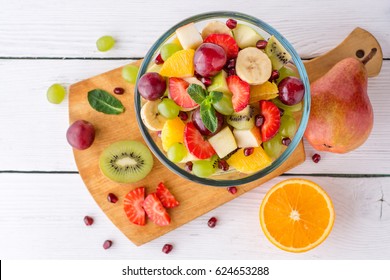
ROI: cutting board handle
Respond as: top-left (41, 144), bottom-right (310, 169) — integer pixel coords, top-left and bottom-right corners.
top-left (304, 27), bottom-right (383, 83)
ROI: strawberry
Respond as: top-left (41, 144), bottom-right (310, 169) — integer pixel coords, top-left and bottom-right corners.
top-left (123, 187), bottom-right (146, 226)
top-left (168, 77), bottom-right (198, 109)
top-left (156, 182), bottom-right (179, 208)
top-left (260, 100), bottom-right (281, 142)
top-left (143, 193), bottom-right (171, 226)
top-left (226, 75), bottom-right (250, 112)
top-left (184, 122), bottom-right (216, 159)
top-left (204, 34), bottom-right (239, 59)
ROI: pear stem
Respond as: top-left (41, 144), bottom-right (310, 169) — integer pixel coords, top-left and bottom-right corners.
top-left (361, 48), bottom-right (377, 65)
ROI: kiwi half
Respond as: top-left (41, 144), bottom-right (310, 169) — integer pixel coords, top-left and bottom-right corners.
top-left (99, 140), bottom-right (153, 183)
top-left (265, 35), bottom-right (292, 70)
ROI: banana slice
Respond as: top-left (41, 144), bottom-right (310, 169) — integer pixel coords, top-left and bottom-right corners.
top-left (235, 47), bottom-right (272, 85)
top-left (201, 21), bottom-right (233, 39)
top-left (140, 100), bottom-right (167, 131)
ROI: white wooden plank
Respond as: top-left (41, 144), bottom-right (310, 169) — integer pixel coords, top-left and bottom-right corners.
top-left (0, 173), bottom-right (389, 259)
top-left (1, 59), bottom-right (389, 173)
top-left (0, 0), bottom-right (389, 58)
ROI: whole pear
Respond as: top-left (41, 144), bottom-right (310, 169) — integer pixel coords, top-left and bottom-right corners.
top-left (304, 57), bottom-right (373, 153)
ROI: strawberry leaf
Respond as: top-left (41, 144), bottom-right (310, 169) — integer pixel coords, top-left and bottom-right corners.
top-left (187, 84), bottom-right (206, 104)
top-left (200, 101), bottom-right (218, 133)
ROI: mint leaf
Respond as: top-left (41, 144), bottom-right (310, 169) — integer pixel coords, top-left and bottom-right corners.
top-left (88, 89), bottom-right (125, 115)
top-left (187, 84), bottom-right (206, 104)
top-left (200, 101), bottom-right (218, 133)
top-left (209, 91), bottom-right (223, 104)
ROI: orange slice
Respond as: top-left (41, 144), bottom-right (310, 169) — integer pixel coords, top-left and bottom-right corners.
top-left (160, 49), bottom-right (195, 78)
top-left (260, 178), bottom-right (335, 253)
top-left (226, 147), bottom-right (272, 174)
top-left (249, 81), bottom-right (279, 104)
top-left (161, 117), bottom-right (185, 151)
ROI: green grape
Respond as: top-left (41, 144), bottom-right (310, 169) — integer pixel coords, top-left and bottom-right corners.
top-left (263, 132), bottom-right (283, 160)
top-left (160, 43), bottom-right (182, 61)
top-left (122, 65), bottom-right (139, 84)
top-left (279, 114), bottom-right (297, 138)
top-left (276, 65), bottom-right (300, 84)
top-left (158, 98), bottom-right (180, 119)
top-left (192, 159), bottom-right (216, 178)
top-left (213, 93), bottom-right (234, 115)
top-left (272, 97), bottom-right (303, 113)
top-left (96, 35), bottom-right (115, 52)
top-left (47, 83), bottom-right (66, 104)
top-left (167, 142), bottom-right (187, 163)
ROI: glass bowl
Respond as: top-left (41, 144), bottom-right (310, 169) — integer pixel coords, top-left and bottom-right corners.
top-left (135, 11), bottom-right (310, 187)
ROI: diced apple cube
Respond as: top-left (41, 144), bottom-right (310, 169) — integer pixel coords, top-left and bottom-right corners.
top-left (176, 23), bottom-right (203, 50)
top-left (233, 126), bottom-right (262, 148)
top-left (208, 126), bottom-right (237, 158)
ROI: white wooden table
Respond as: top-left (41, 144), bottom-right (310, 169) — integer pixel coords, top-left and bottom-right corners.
top-left (1, 0), bottom-right (389, 260)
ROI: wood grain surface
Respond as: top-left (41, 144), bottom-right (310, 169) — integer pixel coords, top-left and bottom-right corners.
top-left (69, 61), bottom-right (305, 246)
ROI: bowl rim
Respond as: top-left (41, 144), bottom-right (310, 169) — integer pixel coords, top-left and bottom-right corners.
top-left (134, 11), bottom-right (310, 187)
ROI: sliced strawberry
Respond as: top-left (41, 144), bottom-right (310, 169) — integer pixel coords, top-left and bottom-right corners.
top-left (123, 187), bottom-right (146, 226)
top-left (156, 182), bottom-right (179, 208)
top-left (168, 77), bottom-right (198, 109)
top-left (260, 100), bottom-right (281, 142)
top-left (184, 122), bottom-right (216, 159)
top-left (204, 34), bottom-right (239, 59)
top-left (226, 75), bottom-right (250, 112)
top-left (143, 193), bottom-right (171, 226)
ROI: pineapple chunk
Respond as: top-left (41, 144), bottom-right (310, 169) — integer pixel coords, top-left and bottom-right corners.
top-left (208, 126), bottom-right (237, 158)
top-left (233, 126), bottom-right (262, 148)
top-left (176, 23), bottom-right (203, 50)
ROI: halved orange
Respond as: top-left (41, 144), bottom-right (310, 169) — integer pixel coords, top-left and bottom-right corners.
top-left (260, 178), bottom-right (335, 253)
top-left (159, 49), bottom-right (195, 78)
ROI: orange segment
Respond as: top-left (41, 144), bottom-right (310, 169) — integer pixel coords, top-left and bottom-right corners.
top-left (161, 117), bottom-right (185, 151)
top-left (260, 178), bottom-right (335, 253)
top-left (160, 49), bottom-right (195, 78)
top-left (226, 147), bottom-right (272, 174)
top-left (249, 81), bottom-right (279, 104)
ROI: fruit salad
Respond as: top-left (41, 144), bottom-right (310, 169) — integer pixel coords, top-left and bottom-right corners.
top-left (137, 18), bottom-right (305, 179)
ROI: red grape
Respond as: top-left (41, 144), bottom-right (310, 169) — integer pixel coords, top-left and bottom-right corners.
top-left (137, 72), bottom-right (166, 100)
top-left (66, 120), bottom-right (95, 150)
top-left (194, 43), bottom-right (227, 77)
top-left (192, 107), bottom-right (224, 136)
top-left (278, 77), bottom-right (304, 105)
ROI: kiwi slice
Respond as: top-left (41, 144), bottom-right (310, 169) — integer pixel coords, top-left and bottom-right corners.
top-left (99, 140), bottom-right (153, 183)
top-left (226, 105), bottom-right (255, 130)
top-left (265, 35), bottom-right (292, 70)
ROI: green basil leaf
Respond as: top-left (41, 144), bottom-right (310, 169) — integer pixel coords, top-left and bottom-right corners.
top-left (209, 91), bottom-right (223, 104)
top-left (88, 89), bottom-right (125, 115)
top-left (187, 84), bottom-right (206, 104)
top-left (200, 101), bottom-right (217, 133)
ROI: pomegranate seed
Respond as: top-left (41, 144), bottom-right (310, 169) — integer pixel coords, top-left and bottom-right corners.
top-left (244, 147), bottom-right (254, 156)
top-left (226, 18), bottom-right (237, 29)
top-left (162, 244), bottom-right (173, 254)
top-left (201, 77), bottom-right (212, 87)
top-left (282, 137), bottom-right (291, 146)
top-left (103, 240), bottom-right (112, 249)
top-left (226, 58), bottom-right (236, 69)
top-left (218, 159), bottom-right (230, 171)
top-left (269, 70), bottom-right (280, 82)
top-left (157, 131), bottom-right (162, 138)
top-left (185, 161), bottom-right (193, 172)
top-left (255, 114), bottom-right (264, 127)
top-left (227, 186), bottom-right (237, 194)
top-left (256, 40), bottom-right (268, 49)
top-left (178, 111), bottom-right (188, 121)
top-left (228, 68), bottom-right (236, 76)
top-left (155, 53), bottom-right (164, 65)
top-left (208, 217), bottom-right (218, 228)
top-left (107, 193), bottom-right (118, 203)
top-left (194, 72), bottom-right (203, 80)
top-left (279, 108), bottom-right (284, 116)
top-left (113, 87), bottom-right (125, 95)
top-left (312, 153), bottom-right (321, 163)
top-left (83, 216), bottom-right (94, 226)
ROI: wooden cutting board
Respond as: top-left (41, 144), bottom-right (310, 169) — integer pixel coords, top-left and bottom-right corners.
top-left (69, 27), bottom-right (382, 246)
